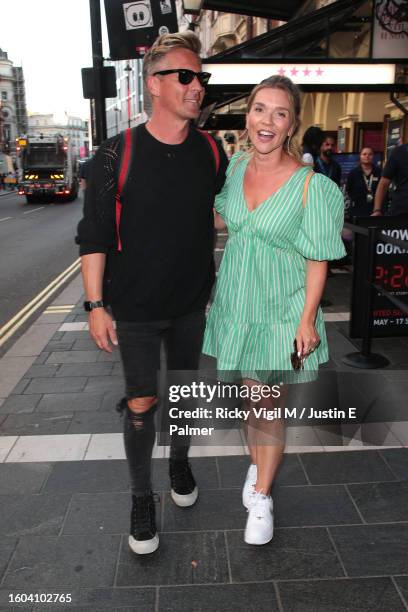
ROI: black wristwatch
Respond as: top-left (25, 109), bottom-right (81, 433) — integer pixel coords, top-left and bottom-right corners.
top-left (83, 300), bottom-right (104, 312)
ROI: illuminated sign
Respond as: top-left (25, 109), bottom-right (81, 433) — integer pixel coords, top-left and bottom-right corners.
top-left (202, 63), bottom-right (396, 86)
top-left (18, 138), bottom-right (27, 146)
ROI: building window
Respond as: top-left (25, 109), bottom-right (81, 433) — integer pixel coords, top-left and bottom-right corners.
top-left (1, 91), bottom-right (7, 101)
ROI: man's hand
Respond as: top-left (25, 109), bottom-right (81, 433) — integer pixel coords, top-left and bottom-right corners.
top-left (88, 308), bottom-right (118, 352)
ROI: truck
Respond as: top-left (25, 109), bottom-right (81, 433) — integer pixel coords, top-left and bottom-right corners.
top-left (17, 134), bottom-right (79, 203)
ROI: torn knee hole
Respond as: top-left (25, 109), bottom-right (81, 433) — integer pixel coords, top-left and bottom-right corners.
top-left (126, 397), bottom-right (157, 430)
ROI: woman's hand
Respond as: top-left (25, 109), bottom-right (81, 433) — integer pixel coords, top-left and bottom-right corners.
top-left (295, 320), bottom-right (320, 358)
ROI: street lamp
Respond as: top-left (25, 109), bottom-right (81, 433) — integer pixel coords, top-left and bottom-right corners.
top-left (182, 0), bottom-right (204, 15)
top-left (124, 63), bottom-right (132, 129)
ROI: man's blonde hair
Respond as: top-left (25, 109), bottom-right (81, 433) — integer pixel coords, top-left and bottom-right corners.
top-left (143, 31), bottom-right (201, 83)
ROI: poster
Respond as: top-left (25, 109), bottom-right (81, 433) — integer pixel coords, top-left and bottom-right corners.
top-left (372, 0), bottom-right (408, 59)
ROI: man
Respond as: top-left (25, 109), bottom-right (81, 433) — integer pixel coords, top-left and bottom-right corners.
top-left (78, 157), bottom-right (93, 192)
top-left (76, 32), bottom-right (228, 555)
top-left (314, 136), bottom-right (342, 187)
top-left (346, 147), bottom-right (381, 217)
top-left (372, 142), bottom-right (408, 216)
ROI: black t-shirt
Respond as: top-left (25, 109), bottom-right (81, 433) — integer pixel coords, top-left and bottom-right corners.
top-left (77, 123), bottom-right (228, 322)
top-left (314, 157), bottom-right (342, 186)
top-left (346, 164), bottom-right (381, 216)
top-left (382, 144), bottom-right (408, 216)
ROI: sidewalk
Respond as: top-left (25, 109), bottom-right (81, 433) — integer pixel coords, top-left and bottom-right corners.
top-left (0, 264), bottom-right (407, 611)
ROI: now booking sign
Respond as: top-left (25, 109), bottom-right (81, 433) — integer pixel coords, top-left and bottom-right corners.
top-left (104, 0), bottom-right (178, 60)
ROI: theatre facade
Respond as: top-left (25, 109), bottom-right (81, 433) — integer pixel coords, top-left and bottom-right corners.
top-left (185, 0), bottom-right (408, 157)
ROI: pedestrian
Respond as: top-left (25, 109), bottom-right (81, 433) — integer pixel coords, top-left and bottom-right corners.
top-left (76, 31), bottom-right (228, 555)
top-left (372, 142), bottom-right (408, 216)
top-left (301, 125), bottom-right (324, 165)
top-left (78, 157), bottom-right (93, 192)
top-left (314, 135), bottom-right (342, 186)
top-left (203, 75), bottom-right (345, 546)
top-left (346, 147), bottom-right (381, 217)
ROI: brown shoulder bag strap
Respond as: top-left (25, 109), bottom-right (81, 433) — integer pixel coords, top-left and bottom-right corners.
top-left (302, 170), bottom-right (314, 209)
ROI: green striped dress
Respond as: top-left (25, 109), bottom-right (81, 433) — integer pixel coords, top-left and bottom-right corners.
top-left (203, 152), bottom-right (346, 384)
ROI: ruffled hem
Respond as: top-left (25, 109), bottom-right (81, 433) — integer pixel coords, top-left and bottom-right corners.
top-left (202, 308), bottom-right (328, 385)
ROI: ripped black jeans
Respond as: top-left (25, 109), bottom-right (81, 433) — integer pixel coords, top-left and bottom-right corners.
top-left (116, 310), bottom-right (206, 495)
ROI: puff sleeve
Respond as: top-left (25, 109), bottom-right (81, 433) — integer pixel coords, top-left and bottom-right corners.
top-left (294, 173), bottom-right (346, 261)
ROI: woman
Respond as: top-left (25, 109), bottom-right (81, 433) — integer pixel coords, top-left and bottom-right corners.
top-left (301, 125), bottom-right (324, 165)
top-left (203, 76), bottom-right (345, 546)
top-left (346, 147), bottom-right (381, 217)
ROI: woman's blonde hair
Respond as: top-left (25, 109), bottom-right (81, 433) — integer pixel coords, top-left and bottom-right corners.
top-left (246, 75), bottom-right (304, 164)
top-left (143, 31), bottom-right (201, 83)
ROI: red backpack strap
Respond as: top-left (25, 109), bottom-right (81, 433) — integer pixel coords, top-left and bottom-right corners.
top-left (115, 128), bottom-right (132, 252)
top-left (198, 129), bottom-right (220, 175)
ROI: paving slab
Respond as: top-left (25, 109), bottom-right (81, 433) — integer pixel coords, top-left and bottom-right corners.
top-left (56, 362), bottom-right (113, 377)
top-left (83, 375), bottom-right (124, 393)
top-left (0, 394), bottom-right (42, 415)
top-left (0, 357), bottom-right (35, 398)
top-left (227, 527), bottom-right (344, 582)
top-left (23, 377), bottom-right (88, 395)
top-left (5, 434), bottom-right (90, 462)
top-left (274, 484), bottom-right (362, 527)
top-left (42, 460), bottom-right (130, 494)
top-left (380, 448), bottom-right (408, 480)
top-left (66, 410), bottom-right (122, 434)
top-left (62, 492), bottom-right (161, 535)
top-left (0, 463), bottom-right (51, 494)
top-left (278, 577), bottom-right (407, 612)
top-left (0, 412), bottom-right (73, 436)
top-left (158, 583), bottom-right (280, 612)
top-left (83, 433), bottom-right (125, 460)
top-left (116, 531), bottom-right (229, 586)
top-left (329, 523), bottom-right (408, 576)
top-left (0, 493), bottom-right (71, 537)
top-left (24, 364), bottom-right (59, 378)
top-left (0, 538), bottom-right (18, 582)
top-left (45, 351), bottom-right (100, 364)
top-left (299, 450), bottom-right (396, 484)
top-left (35, 392), bottom-right (104, 413)
top-left (2, 534), bottom-right (120, 589)
top-left (394, 577), bottom-right (408, 610)
top-left (163, 488), bottom-right (243, 532)
top-left (0, 436), bottom-right (17, 462)
top-left (348, 481), bottom-right (408, 523)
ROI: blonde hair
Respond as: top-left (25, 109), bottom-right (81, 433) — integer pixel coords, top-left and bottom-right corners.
top-left (246, 75), bottom-right (304, 164)
top-left (143, 31), bottom-right (201, 83)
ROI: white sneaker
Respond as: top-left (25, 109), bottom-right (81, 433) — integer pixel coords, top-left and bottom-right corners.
top-left (242, 463), bottom-right (257, 508)
top-left (244, 492), bottom-right (274, 545)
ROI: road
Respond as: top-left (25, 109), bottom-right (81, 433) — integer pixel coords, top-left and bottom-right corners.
top-left (0, 190), bottom-right (84, 341)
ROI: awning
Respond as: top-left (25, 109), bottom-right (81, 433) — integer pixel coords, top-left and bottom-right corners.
top-left (206, 0), bottom-right (367, 61)
top-left (199, 0), bottom-right (407, 128)
top-left (201, 0), bottom-right (305, 21)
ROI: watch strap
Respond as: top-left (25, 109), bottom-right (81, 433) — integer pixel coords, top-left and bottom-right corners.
top-left (83, 300), bottom-right (104, 312)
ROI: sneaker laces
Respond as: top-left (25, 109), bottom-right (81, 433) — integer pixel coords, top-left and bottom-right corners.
top-left (248, 492), bottom-right (271, 519)
top-left (169, 460), bottom-right (195, 491)
top-left (131, 493), bottom-right (159, 534)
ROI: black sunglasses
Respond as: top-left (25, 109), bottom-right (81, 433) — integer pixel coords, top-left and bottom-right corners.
top-left (153, 69), bottom-right (211, 87)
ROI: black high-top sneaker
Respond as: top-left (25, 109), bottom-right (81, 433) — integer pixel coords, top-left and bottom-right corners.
top-left (169, 459), bottom-right (198, 507)
top-left (128, 492), bottom-right (159, 554)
